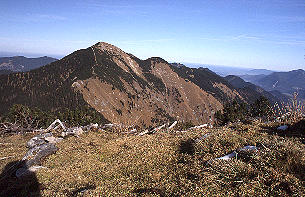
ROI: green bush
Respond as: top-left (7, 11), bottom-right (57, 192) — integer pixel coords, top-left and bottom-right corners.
top-left (215, 100), bottom-right (248, 125)
top-left (3, 104), bottom-right (108, 129)
top-left (215, 97), bottom-right (273, 125)
top-left (250, 96), bottom-right (272, 119)
top-left (6, 104), bottom-right (55, 128)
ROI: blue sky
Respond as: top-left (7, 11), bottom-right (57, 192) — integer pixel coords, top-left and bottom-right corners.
top-left (0, 0), bottom-right (304, 70)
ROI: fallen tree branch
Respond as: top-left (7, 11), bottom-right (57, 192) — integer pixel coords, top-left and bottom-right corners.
top-left (0, 156), bottom-right (15, 160)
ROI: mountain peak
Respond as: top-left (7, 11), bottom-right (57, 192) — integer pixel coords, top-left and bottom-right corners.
top-left (93, 42), bottom-right (124, 55)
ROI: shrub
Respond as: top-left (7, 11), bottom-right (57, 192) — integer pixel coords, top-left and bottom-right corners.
top-left (272, 92), bottom-right (305, 123)
top-left (215, 100), bottom-right (248, 125)
top-left (250, 96), bottom-right (272, 120)
top-left (5, 104), bottom-right (55, 128)
top-left (3, 104), bottom-right (108, 129)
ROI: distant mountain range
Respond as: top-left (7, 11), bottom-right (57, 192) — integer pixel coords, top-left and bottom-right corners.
top-left (239, 69), bottom-right (305, 100)
top-left (186, 63), bottom-right (304, 100)
top-left (0, 56), bottom-right (57, 72)
top-left (185, 63), bottom-right (275, 76)
top-left (224, 75), bottom-right (288, 103)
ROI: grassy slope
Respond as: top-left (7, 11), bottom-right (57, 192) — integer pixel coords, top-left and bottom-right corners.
top-left (1, 121), bottom-right (304, 196)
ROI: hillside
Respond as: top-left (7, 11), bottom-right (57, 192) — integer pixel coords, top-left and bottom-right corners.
top-left (0, 42), bottom-right (231, 127)
top-left (170, 63), bottom-right (245, 103)
top-left (224, 75), bottom-right (283, 103)
top-left (0, 56), bottom-right (57, 72)
top-left (240, 69), bottom-right (305, 99)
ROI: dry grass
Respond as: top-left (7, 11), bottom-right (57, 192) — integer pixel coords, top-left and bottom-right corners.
top-left (272, 92), bottom-right (305, 124)
top-left (0, 121), bottom-right (304, 196)
top-left (0, 133), bottom-right (35, 169)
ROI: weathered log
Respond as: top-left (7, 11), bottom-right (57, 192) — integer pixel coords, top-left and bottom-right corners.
top-left (46, 119), bottom-right (66, 132)
top-left (168, 121), bottom-right (177, 130)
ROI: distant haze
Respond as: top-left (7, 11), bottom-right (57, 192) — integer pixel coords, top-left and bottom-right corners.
top-left (184, 63), bottom-right (278, 77)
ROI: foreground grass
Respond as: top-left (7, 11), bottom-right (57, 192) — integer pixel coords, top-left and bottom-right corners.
top-left (1, 121), bottom-right (304, 196)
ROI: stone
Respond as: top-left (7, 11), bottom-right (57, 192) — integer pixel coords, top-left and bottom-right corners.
top-left (23, 143), bottom-right (58, 168)
top-left (26, 133), bottom-right (53, 148)
top-left (277, 125), bottom-right (288, 131)
top-left (215, 145), bottom-right (258, 161)
top-left (238, 146), bottom-right (258, 152)
top-left (26, 137), bottom-right (46, 149)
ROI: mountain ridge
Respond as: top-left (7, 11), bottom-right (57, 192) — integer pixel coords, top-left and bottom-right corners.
top-left (240, 69), bottom-right (305, 99)
top-left (0, 56), bottom-right (57, 72)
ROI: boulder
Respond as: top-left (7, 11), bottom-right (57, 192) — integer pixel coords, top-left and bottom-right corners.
top-left (26, 133), bottom-right (53, 148)
top-left (23, 143), bottom-right (58, 168)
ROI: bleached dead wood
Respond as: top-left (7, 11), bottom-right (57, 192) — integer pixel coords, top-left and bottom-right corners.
top-left (189, 124), bottom-right (208, 130)
top-left (138, 124), bottom-right (167, 136)
top-left (216, 151), bottom-right (238, 160)
top-left (138, 130), bottom-right (151, 136)
top-left (1, 119), bottom-right (100, 179)
top-left (46, 119), bottom-right (66, 132)
top-left (155, 124), bottom-right (166, 131)
top-left (168, 121), bottom-right (177, 130)
top-left (103, 123), bottom-right (118, 129)
top-left (0, 122), bottom-right (33, 134)
top-left (215, 145), bottom-right (258, 161)
top-left (123, 128), bottom-right (137, 134)
top-left (0, 156), bottom-right (14, 160)
top-left (0, 143), bottom-right (12, 145)
top-left (61, 127), bottom-right (84, 137)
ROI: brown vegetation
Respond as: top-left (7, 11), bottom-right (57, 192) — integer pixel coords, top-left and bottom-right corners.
top-left (1, 120), bottom-right (304, 196)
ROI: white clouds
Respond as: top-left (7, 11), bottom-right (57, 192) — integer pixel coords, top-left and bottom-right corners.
top-left (230, 34), bottom-right (261, 40)
top-left (198, 34), bottom-right (305, 46)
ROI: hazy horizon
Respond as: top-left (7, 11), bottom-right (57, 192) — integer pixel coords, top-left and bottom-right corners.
top-left (1, 0), bottom-right (304, 71)
top-left (0, 49), bottom-right (302, 72)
